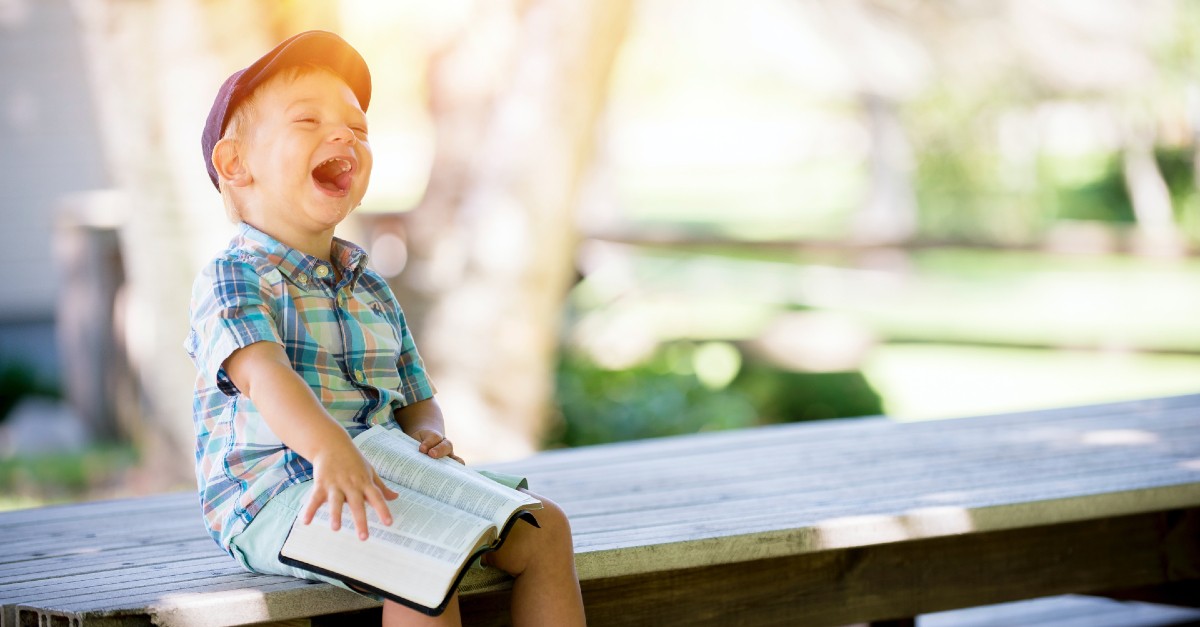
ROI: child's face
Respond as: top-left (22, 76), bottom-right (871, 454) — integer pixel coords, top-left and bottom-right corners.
top-left (235, 69), bottom-right (373, 238)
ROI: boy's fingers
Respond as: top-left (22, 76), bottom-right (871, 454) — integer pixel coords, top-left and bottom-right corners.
top-left (375, 474), bottom-right (399, 500)
top-left (417, 431), bottom-right (442, 454)
top-left (346, 494), bottom-right (369, 540)
top-left (302, 490), bottom-right (325, 525)
top-left (366, 487), bottom-right (394, 527)
top-left (425, 436), bottom-right (452, 459)
top-left (328, 492), bottom-right (345, 531)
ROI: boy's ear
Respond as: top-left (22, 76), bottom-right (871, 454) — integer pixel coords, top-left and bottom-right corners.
top-left (211, 138), bottom-right (252, 187)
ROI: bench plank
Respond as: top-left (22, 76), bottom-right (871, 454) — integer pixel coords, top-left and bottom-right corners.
top-left (461, 509), bottom-right (1200, 627)
top-left (502, 398), bottom-right (1200, 581)
top-left (921, 595), bottom-right (1200, 627)
top-left (1, 394), bottom-right (1197, 626)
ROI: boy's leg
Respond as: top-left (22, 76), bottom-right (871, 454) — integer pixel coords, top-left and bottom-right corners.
top-left (482, 492), bottom-right (585, 627)
top-left (382, 596), bottom-right (461, 627)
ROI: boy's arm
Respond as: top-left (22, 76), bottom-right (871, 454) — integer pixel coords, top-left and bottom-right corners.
top-left (393, 397), bottom-right (462, 463)
top-left (223, 340), bottom-right (398, 540)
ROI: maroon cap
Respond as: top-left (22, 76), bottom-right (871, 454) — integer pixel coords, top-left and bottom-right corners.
top-left (201, 30), bottom-right (371, 190)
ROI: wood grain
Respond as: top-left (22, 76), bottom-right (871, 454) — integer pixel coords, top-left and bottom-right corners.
top-left (1, 394), bottom-right (1197, 626)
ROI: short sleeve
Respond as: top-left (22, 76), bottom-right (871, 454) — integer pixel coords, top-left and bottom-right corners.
top-left (185, 257), bottom-right (283, 396)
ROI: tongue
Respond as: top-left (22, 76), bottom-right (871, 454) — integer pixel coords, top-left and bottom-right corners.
top-left (313, 161), bottom-right (348, 192)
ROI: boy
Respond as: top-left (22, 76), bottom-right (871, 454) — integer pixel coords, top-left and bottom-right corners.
top-left (186, 31), bottom-right (585, 626)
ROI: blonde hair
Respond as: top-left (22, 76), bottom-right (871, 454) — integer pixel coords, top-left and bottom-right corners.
top-left (217, 100), bottom-right (256, 223)
top-left (215, 64), bottom-right (333, 223)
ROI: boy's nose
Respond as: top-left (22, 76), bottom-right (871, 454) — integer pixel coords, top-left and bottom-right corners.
top-left (329, 126), bottom-right (356, 144)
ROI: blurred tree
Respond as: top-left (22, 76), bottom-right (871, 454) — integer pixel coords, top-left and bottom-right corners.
top-left (814, 0), bottom-right (928, 246)
top-left (73, 0), bottom-right (343, 485)
top-left (840, 0), bottom-right (1185, 248)
top-left (371, 0), bottom-right (634, 461)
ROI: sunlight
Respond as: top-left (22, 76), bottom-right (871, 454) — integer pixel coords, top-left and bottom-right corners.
top-left (814, 505), bottom-right (978, 550)
top-left (156, 583), bottom-right (375, 626)
top-left (749, 312), bottom-right (875, 373)
top-left (369, 232), bottom-right (409, 278)
top-left (692, 341), bottom-right (741, 390)
top-left (1080, 429), bottom-right (1159, 446)
top-left (902, 506), bottom-right (976, 536)
top-left (814, 514), bottom-right (909, 548)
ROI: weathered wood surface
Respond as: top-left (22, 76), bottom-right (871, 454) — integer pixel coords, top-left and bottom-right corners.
top-left (921, 594), bottom-right (1200, 627)
top-left (2, 394), bottom-right (1198, 626)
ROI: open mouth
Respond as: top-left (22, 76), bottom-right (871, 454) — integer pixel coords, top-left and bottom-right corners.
top-left (312, 157), bottom-right (354, 194)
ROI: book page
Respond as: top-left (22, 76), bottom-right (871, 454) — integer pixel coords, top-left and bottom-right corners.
top-left (354, 425), bottom-right (541, 528)
top-left (281, 480), bottom-right (496, 609)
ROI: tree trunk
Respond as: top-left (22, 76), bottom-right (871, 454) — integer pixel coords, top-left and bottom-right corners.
top-left (854, 92), bottom-right (919, 245)
top-left (1122, 128), bottom-right (1185, 256)
top-left (381, 0), bottom-right (633, 462)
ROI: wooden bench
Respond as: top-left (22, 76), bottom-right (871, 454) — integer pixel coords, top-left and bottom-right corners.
top-left (3, 394), bottom-right (1199, 626)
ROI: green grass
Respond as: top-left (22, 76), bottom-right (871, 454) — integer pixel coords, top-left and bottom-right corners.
top-left (615, 163), bottom-right (862, 240)
top-left (0, 444), bottom-right (139, 511)
top-left (863, 343), bottom-right (1200, 421)
top-left (568, 245), bottom-right (1200, 424)
top-left (575, 246), bottom-right (1200, 351)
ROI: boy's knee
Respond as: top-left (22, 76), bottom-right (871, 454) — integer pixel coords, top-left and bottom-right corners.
top-left (532, 497), bottom-right (572, 545)
top-left (486, 494), bottom-right (574, 575)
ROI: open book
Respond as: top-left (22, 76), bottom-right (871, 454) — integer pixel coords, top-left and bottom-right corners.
top-left (279, 425), bottom-right (542, 615)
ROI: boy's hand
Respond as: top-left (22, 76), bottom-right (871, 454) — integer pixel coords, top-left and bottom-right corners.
top-left (222, 341), bottom-right (400, 541)
top-left (412, 428), bottom-right (465, 464)
top-left (302, 440), bottom-right (400, 540)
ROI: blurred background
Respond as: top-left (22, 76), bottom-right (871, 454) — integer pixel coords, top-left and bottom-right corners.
top-left (2, 0), bottom-right (1200, 509)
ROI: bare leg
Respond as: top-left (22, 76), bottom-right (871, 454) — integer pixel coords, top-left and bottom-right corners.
top-left (382, 595), bottom-right (462, 627)
top-left (484, 491), bottom-right (586, 627)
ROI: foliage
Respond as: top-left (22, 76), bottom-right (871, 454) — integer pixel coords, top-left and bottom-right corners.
top-left (1155, 147), bottom-right (1197, 215)
top-left (1042, 153), bottom-right (1135, 223)
top-left (0, 361), bottom-right (60, 425)
top-left (731, 363), bottom-right (883, 423)
top-left (546, 346), bottom-right (882, 448)
top-left (0, 444), bottom-right (137, 509)
top-left (547, 352), bottom-right (755, 447)
top-left (1040, 148), bottom-right (1197, 227)
top-left (905, 84), bottom-right (1045, 245)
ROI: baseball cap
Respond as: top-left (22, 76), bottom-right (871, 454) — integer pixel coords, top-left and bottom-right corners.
top-left (201, 30), bottom-right (371, 190)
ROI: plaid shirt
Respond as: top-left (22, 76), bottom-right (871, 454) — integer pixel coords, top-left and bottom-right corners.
top-left (185, 223), bottom-right (434, 553)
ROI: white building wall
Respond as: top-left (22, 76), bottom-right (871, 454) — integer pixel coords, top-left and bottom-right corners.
top-left (0, 0), bottom-right (110, 322)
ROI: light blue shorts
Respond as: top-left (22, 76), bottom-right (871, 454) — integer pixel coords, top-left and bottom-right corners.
top-left (228, 470), bottom-right (528, 599)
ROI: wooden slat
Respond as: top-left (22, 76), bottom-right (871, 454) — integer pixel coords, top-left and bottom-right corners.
top-left (2, 556), bottom-right (238, 601)
top-left (497, 404), bottom-right (1200, 507)
top-left (461, 508), bottom-right (1200, 627)
top-left (0, 394), bottom-right (1197, 626)
top-left (0, 491), bottom-right (195, 528)
top-left (483, 394), bottom-right (1200, 476)
top-left (0, 539), bottom-right (220, 581)
top-left (921, 594), bottom-right (1200, 627)
top-left (17, 579), bottom-right (378, 627)
top-left (550, 446), bottom-right (1197, 526)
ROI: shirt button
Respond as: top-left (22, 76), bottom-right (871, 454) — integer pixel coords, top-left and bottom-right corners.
top-left (296, 275), bottom-right (309, 286)
top-left (354, 369), bottom-right (365, 382)
top-left (315, 265), bottom-right (330, 279)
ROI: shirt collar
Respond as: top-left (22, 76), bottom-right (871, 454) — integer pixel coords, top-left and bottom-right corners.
top-left (234, 223), bottom-right (369, 289)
